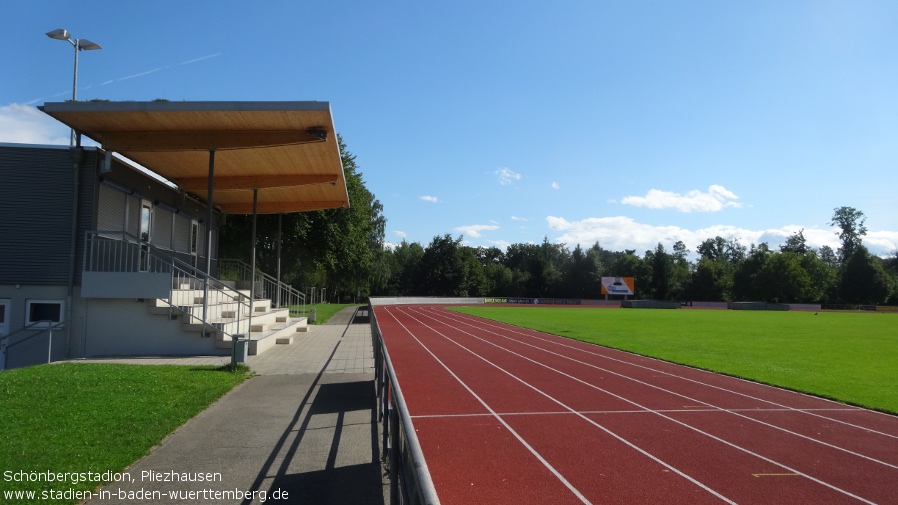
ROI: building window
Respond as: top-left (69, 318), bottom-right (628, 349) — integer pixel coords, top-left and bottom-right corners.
top-left (25, 300), bottom-right (64, 328)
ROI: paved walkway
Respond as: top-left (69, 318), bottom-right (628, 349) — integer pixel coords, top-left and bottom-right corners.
top-left (79, 306), bottom-right (387, 505)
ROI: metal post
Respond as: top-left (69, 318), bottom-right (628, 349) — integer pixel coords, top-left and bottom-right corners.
top-left (47, 325), bottom-right (53, 364)
top-left (202, 149), bottom-right (215, 337)
top-left (276, 213), bottom-right (283, 309)
top-left (248, 189), bottom-right (258, 340)
top-left (389, 395), bottom-right (400, 505)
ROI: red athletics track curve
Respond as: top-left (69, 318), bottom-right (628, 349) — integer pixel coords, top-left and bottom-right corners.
top-left (374, 304), bottom-right (898, 505)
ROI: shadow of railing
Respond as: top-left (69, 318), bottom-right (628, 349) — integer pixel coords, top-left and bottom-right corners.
top-left (268, 380), bottom-right (384, 504)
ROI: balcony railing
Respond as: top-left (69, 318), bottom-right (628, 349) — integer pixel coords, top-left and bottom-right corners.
top-left (218, 259), bottom-right (307, 318)
top-left (84, 231), bottom-right (252, 340)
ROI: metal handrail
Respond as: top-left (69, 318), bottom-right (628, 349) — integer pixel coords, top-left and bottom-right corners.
top-left (218, 258), bottom-right (306, 317)
top-left (370, 304), bottom-right (440, 505)
top-left (83, 231), bottom-right (252, 342)
top-left (1, 320), bottom-right (66, 369)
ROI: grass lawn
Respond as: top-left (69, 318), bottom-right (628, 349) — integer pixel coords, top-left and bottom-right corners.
top-left (452, 306), bottom-right (898, 414)
top-left (304, 303), bottom-right (362, 324)
top-left (0, 363), bottom-right (250, 504)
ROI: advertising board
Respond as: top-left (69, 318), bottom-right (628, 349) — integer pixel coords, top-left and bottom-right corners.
top-left (600, 277), bottom-right (635, 296)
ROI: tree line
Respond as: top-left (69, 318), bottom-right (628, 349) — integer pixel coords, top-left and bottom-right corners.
top-left (374, 210), bottom-right (896, 306)
top-left (219, 140), bottom-right (897, 306)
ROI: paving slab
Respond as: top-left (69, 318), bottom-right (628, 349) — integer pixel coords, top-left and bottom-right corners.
top-left (77, 306), bottom-right (388, 505)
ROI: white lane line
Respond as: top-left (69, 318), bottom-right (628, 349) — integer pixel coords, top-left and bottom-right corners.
top-left (382, 306), bottom-right (593, 505)
top-left (421, 307), bottom-right (898, 471)
top-left (411, 408), bottom-right (863, 420)
top-left (393, 306), bottom-right (738, 505)
top-left (436, 306), bottom-right (898, 440)
top-left (407, 306), bottom-right (879, 505)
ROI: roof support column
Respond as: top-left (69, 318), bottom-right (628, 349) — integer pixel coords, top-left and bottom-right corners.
top-left (202, 149), bottom-right (215, 337)
top-left (276, 213), bottom-right (283, 309)
top-left (248, 188), bottom-right (259, 342)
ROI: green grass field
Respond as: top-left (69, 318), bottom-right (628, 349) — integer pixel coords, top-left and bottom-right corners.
top-left (452, 306), bottom-right (898, 414)
top-left (307, 303), bottom-right (360, 324)
top-left (0, 363), bottom-right (250, 504)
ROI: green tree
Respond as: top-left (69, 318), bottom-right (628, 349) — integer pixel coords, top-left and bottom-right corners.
top-left (830, 206), bottom-right (867, 263)
top-left (732, 243), bottom-right (770, 301)
top-left (379, 240), bottom-right (424, 295)
top-left (799, 251), bottom-right (837, 303)
top-left (611, 252), bottom-right (649, 298)
top-left (839, 246), bottom-right (893, 304)
top-left (751, 252), bottom-right (811, 303)
top-left (419, 235), bottom-right (462, 295)
top-left (688, 257), bottom-right (728, 301)
top-left (644, 243), bottom-right (672, 300)
top-left (217, 135), bottom-right (385, 301)
top-left (780, 229), bottom-right (809, 255)
top-left (668, 241), bottom-right (691, 300)
top-left (563, 244), bottom-right (603, 298)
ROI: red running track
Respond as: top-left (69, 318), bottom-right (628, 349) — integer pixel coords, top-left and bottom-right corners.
top-left (374, 304), bottom-right (898, 505)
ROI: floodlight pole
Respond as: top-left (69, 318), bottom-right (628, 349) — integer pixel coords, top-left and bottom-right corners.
top-left (46, 29), bottom-right (102, 145)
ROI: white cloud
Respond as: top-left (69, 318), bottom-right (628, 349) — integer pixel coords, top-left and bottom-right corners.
top-left (420, 195), bottom-right (439, 203)
top-left (544, 215), bottom-right (876, 255)
top-left (511, 216), bottom-right (528, 222)
top-left (551, 181), bottom-right (560, 190)
top-left (393, 230), bottom-right (407, 239)
top-left (0, 103), bottom-right (70, 145)
top-left (495, 167), bottom-right (521, 185)
top-left (454, 224), bottom-right (500, 238)
top-left (866, 230), bottom-right (898, 255)
top-left (621, 185), bottom-right (742, 212)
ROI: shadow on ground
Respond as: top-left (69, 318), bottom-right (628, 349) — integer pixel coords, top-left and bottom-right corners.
top-left (246, 377), bottom-right (386, 505)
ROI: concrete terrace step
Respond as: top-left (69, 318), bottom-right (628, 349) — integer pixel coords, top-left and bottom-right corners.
top-left (215, 317), bottom-right (308, 353)
top-left (145, 285), bottom-right (308, 356)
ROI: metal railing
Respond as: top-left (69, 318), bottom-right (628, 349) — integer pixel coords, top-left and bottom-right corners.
top-left (217, 259), bottom-right (306, 318)
top-left (370, 304), bottom-right (440, 505)
top-left (1, 320), bottom-right (66, 369)
top-left (84, 231), bottom-right (252, 341)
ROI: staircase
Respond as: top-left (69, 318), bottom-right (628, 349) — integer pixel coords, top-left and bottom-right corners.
top-left (82, 232), bottom-right (310, 357)
top-left (146, 280), bottom-right (308, 355)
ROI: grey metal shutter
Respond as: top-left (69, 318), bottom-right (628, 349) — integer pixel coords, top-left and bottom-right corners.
top-left (153, 207), bottom-right (173, 250)
top-left (97, 184), bottom-right (126, 233)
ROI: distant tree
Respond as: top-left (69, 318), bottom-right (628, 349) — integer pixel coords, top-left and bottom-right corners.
top-left (780, 229), bottom-right (809, 255)
top-left (732, 244), bottom-right (770, 301)
top-left (669, 241), bottom-right (692, 300)
top-left (645, 243), bottom-right (672, 300)
top-left (687, 258), bottom-right (728, 301)
top-left (611, 252), bottom-right (650, 298)
top-left (420, 235), bottom-right (466, 296)
top-left (817, 245), bottom-right (840, 269)
top-left (697, 237), bottom-right (727, 261)
top-left (839, 246), bottom-right (893, 304)
top-left (752, 252), bottom-right (811, 303)
top-left (459, 246), bottom-right (488, 296)
top-left (799, 251), bottom-right (837, 303)
top-left (564, 244), bottom-right (602, 298)
top-left (830, 206), bottom-right (867, 263)
top-left (383, 241), bottom-right (425, 295)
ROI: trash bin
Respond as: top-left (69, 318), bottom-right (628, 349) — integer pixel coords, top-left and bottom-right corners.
top-left (232, 334), bottom-right (248, 364)
top-left (309, 309), bottom-right (316, 323)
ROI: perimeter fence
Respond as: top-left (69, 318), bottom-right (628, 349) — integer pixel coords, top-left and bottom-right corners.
top-left (370, 302), bottom-right (441, 505)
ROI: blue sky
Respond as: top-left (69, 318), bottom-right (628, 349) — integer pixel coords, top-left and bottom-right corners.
top-left (3, 1), bottom-right (897, 257)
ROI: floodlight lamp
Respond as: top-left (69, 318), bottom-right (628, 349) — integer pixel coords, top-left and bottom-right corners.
top-left (46, 29), bottom-right (71, 42)
top-left (78, 39), bottom-right (102, 51)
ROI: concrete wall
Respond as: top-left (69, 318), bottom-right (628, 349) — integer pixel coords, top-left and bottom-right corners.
top-left (369, 297), bottom-right (485, 306)
top-left (81, 298), bottom-right (225, 357)
top-left (0, 284), bottom-right (72, 369)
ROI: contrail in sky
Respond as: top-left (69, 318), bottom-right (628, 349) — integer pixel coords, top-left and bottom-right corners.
top-left (180, 53), bottom-right (222, 65)
top-left (19, 53), bottom-right (222, 104)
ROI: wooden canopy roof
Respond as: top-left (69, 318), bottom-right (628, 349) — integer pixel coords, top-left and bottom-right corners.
top-left (39, 101), bottom-right (349, 215)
